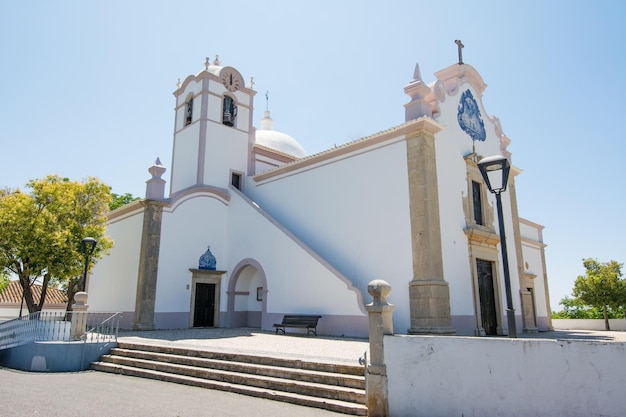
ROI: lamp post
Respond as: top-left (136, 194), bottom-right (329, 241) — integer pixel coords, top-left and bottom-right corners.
top-left (478, 155), bottom-right (517, 338)
top-left (80, 237), bottom-right (97, 292)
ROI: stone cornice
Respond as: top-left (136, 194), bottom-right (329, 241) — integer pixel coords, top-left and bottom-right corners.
top-left (254, 117), bottom-right (443, 183)
top-left (524, 272), bottom-right (538, 280)
top-left (252, 144), bottom-right (299, 163)
top-left (107, 200), bottom-right (144, 221)
top-left (521, 236), bottom-right (547, 249)
top-left (188, 269), bottom-right (227, 275)
top-left (464, 226), bottom-right (500, 247)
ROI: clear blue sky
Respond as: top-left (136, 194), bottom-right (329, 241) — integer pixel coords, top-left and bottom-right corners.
top-left (1, 0), bottom-right (625, 310)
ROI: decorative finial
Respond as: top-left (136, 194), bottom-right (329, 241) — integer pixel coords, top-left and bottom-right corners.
top-left (412, 62), bottom-right (423, 82)
top-left (148, 157), bottom-right (166, 179)
top-left (204, 57), bottom-right (210, 70)
top-left (146, 157), bottom-right (167, 200)
top-left (176, 78), bottom-right (181, 88)
top-left (249, 76), bottom-right (254, 89)
top-left (265, 91), bottom-right (269, 111)
top-left (213, 54), bottom-right (221, 66)
top-left (455, 39), bottom-right (464, 65)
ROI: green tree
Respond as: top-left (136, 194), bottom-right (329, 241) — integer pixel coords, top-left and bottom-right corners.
top-left (571, 258), bottom-right (626, 330)
top-left (0, 271), bottom-right (9, 294)
top-left (0, 175), bottom-right (113, 313)
top-left (552, 296), bottom-right (604, 319)
top-left (110, 192), bottom-right (140, 211)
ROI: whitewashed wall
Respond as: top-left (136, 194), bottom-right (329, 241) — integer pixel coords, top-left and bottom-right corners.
top-left (553, 319), bottom-right (626, 331)
top-left (147, 185), bottom-right (366, 335)
top-left (156, 192), bottom-right (229, 314)
top-left (248, 138), bottom-right (414, 333)
top-left (226, 190), bottom-right (366, 335)
top-left (385, 334), bottom-right (626, 417)
top-left (88, 205), bottom-right (144, 314)
top-left (519, 218), bottom-right (550, 320)
top-left (434, 82), bottom-right (523, 321)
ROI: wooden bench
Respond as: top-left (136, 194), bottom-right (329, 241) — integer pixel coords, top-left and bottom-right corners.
top-left (273, 315), bottom-right (322, 336)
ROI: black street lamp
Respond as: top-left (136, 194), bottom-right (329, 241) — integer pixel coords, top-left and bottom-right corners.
top-left (80, 237), bottom-right (97, 292)
top-left (478, 155), bottom-right (517, 338)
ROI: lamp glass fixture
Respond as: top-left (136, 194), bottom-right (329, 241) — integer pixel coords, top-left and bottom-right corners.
top-left (478, 155), bottom-right (510, 194)
top-left (81, 237), bottom-right (97, 254)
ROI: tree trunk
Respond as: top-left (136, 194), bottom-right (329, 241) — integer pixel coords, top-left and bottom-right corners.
top-left (39, 273), bottom-right (51, 312)
top-left (18, 273), bottom-right (37, 314)
top-left (603, 305), bottom-right (611, 331)
top-left (65, 278), bottom-right (79, 313)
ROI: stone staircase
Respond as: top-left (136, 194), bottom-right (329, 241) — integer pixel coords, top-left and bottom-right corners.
top-left (91, 341), bottom-right (367, 416)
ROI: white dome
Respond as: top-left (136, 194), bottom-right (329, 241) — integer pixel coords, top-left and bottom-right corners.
top-left (255, 111), bottom-right (307, 158)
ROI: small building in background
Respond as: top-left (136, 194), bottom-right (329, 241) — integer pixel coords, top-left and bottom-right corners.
top-left (0, 281), bottom-right (68, 321)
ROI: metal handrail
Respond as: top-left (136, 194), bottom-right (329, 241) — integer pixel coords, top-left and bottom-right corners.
top-left (82, 312), bottom-right (121, 344)
top-left (0, 311), bottom-right (121, 351)
top-left (0, 312), bottom-right (41, 350)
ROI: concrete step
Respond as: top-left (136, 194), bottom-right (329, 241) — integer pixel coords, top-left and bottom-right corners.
top-left (115, 341), bottom-right (364, 376)
top-left (108, 347), bottom-right (365, 390)
top-left (92, 342), bottom-right (367, 416)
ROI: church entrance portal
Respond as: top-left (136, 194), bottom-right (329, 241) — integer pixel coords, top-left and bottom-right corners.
top-left (189, 269), bottom-right (224, 328)
top-left (476, 259), bottom-right (498, 335)
top-left (193, 283), bottom-right (216, 327)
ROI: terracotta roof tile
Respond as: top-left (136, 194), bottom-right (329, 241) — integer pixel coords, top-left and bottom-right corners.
top-left (0, 280), bottom-right (68, 305)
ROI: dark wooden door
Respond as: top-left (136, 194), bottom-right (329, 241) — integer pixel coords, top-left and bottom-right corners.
top-left (476, 259), bottom-right (498, 335)
top-left (193, 283), bottom-right (216, 327)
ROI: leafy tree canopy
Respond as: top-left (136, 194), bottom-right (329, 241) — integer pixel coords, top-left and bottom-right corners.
top-left (0, 175), bottom-right (113, 313)
top-left (0, 271), bottom-right (9, 294)
top-left (110, 192), bottom-right (141, 211)
top-left (552, 296), bottom-right (625, 319)
top-left (564, 258), bottom-right (626, 330)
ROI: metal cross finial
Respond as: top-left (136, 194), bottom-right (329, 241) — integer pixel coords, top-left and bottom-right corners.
top-left (455, 40), bottom-right (464, 65)
top-left (265, 90), bottom-right (269, 111)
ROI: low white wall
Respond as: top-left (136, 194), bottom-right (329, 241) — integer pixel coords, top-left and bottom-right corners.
top-left (552, 319), bottom-right (626, 331)
top-left (385, 334), bottom-right (625, 417)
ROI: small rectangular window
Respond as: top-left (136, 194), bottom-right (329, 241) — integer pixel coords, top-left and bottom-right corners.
top-left (231, 173), bottom-right (242, 190)
top-left (472, 181), bottom-right (483, 225)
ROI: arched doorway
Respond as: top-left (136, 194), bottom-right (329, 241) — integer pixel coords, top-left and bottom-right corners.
top-left (226, 259), bottom-right (267, 329)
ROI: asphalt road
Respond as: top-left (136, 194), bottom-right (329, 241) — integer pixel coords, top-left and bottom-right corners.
top-left (0, 367), bottom-right (348, 417)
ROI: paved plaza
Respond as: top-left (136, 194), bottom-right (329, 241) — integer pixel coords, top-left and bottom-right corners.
top-left (1, 328), bottom-right (624, 416)
top-left (117, 327), bottom-right (370, 364)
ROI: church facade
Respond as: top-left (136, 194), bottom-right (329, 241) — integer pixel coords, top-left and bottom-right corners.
top-left (88, 55), bottom-right (551, 338)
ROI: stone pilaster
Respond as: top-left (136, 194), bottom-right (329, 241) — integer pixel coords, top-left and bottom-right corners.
top-left (365, 280), bottom-right (394, 417)
top-left (406, 119), bottom-right (455, 335)
top-left (133, 200), bottom-right (165, 330)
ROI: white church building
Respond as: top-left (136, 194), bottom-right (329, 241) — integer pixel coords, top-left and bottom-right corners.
top-left (88, 54), bottom-right (551, 338)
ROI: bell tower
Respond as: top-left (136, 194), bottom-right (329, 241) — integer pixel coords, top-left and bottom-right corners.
top-left (169, 56), bottom-right (256, 195)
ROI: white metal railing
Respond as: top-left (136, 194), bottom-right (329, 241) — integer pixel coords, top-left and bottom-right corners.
top-left (0, 311), bottom-right (121, 350)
